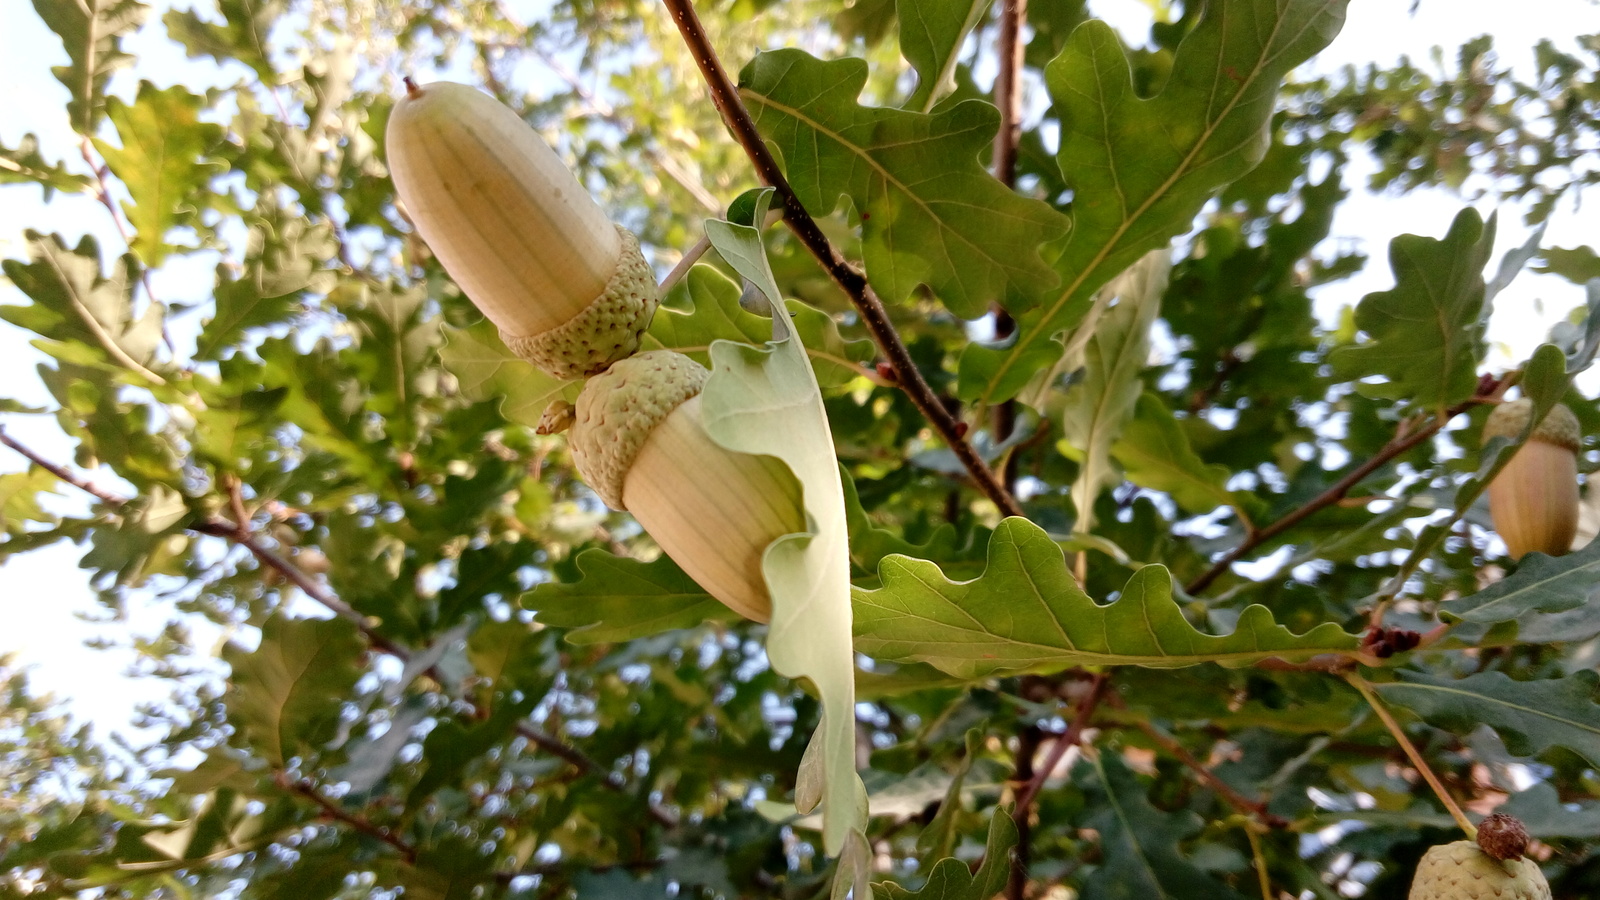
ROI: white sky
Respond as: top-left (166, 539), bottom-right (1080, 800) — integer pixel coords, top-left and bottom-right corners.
top-left (1, 0), bottom-right (1598, 741)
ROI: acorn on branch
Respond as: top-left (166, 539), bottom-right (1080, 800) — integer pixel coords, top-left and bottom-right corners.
top-left (1483, 398), bottom-right (1582, 560)
top-left (386, 79), bottom-right (658, 380)
top-left (565, 350), bottom-right (806, 623)
top-left (1408, 815), bottom-right (1549, 900)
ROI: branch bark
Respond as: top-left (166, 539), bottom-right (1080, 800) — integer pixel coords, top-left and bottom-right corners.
top-left (658, 0), bottom-right (1024, 518)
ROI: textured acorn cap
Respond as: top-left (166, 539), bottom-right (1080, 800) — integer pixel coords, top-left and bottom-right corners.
top-left (1483, 399), bottom-right (1581, 452)
top-left (568, 350), bottom-right (708, 510)
top-left (387, 80), bottom-right (657, 379)
top-left (1408, 840), bottom-right (1550, 900)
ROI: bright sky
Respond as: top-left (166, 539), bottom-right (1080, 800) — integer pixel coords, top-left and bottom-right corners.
top-left (1, 0), bottom-right (1598, 743)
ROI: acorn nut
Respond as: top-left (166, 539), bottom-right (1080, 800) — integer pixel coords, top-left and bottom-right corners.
top-left (1483, 399), bottom-right (1581, 560)
top-left (386, 80), bottom-right (657, 380)
top-left (567, 350), bottom-right (806, 623)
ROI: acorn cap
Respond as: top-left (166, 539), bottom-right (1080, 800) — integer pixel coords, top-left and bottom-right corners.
top-left (1408, 840), bottom-right (1550, 900)
top-left (1483, 399), bottom-right (1581, 452)
top-left (568, 350), bottom-right (708, 510)
top-left (1477, 813), bottom-right (1530, 862)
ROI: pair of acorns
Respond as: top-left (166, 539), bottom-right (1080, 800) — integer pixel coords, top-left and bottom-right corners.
top-left (387, 80), bottom-right (801, 623)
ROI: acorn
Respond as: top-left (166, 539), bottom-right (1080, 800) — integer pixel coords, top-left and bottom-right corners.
top-left (565, 350), bottom-right (806, 623)
top-left (1408, 821), bottom-right (1550, 900)
top-left (1483, 399), bottom-right (1581, 560)
top-left (386, 80), bottom-right (657, 379)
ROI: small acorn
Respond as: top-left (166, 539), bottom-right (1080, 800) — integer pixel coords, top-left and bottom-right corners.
top-left (565, 350), bottom-right (806, 623)
top-left (1408, 815), bottom-right (1550, 900)
top-left (386, 80), bottom-right (658, 379)
top-left (1483, 399), bottom-right (1581, 560)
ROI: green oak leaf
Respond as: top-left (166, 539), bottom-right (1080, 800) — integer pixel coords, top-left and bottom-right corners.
top-left (738, 49), bottom-right (1069, 317)
top-left (1330, 208), bottom-right (1495, 413)
top-left (222, 614), bottom-right (365, 768)
top-left (0, 468), bottom-right (62, 536)
top-left (701, 193), bottom-right (870, 864)
top-left (0, 133), bottom-right (90, 199)
top-left (876, 807), bottom-right (1015, 900)
top-left (960, 0), bottom-right (1350, 405)
top-left (1497, 781), bottom-right (1600, 839)
top-left (1077, 750), bottom-right (1250, 900)
top-left (898, 0), bottom-right (991, 112)
top-left (1059, 252), bottom-right (1166, 534)
top-left (31, 0), bottom-right (147, 133)
top-left (93, 82), bottom-right (227, 267)
top-left (1112, 393), bottom-right (1257, 522)
top-left (853, 517), bottom-right (1358, 678)
top-left (1376, 670), bottom-right (1600, 767)
top-left (1442, 537), bottom-right (1600, 625)
top-left (438, 318), bottom-right (573, 429)
top-left (646, 265), bottom-right (875, 387)
top-left (522, 550), bottom-right (732, 644)
top-left (1537, 245), bottom-right (1600, 285)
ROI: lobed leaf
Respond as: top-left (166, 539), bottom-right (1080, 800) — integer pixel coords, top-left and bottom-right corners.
top-left (522, 551), bottom-right (733, 644)
top-left (222, 615), bottom-right (366, 768)
top-left (854, 517), bottom-right (1358, 679)
top-left (1376, 669), bottom-right (1600, 767)
top-left (961, 0), bottom-right (1350, 404)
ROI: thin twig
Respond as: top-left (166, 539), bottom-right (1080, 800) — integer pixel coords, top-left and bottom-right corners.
top-left (282, 773), bottom-right (417, 862)
top-left (1012, 672), bottom-right (1108, 816)
top-left (1346, 674), bottom-right (1477, 837)
top-left (659, 0), bottom-right (1024, 519)
top-left (1, 429), bottom-right (677, 826)
top-left (1187, 393), bottom-right (1491, 595)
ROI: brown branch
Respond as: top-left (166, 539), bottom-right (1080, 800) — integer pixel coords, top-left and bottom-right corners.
top-left (1013, 672), bottom-right (1108, 816)
top-left (1186, 393), bottom-right (1492, 595)
top-left (1006, 723), bottom-right (1043, 900)
top-left (2, 429), bottom-right (677, 827)
top-left (282, 774), bottom-right (417, 862)
top-left (659, 0), bottom-right (1024, 519)
top-left (1126, 717), bottom-right (1289, 829)
top-left (991, 0), bottom-right (1027, 189)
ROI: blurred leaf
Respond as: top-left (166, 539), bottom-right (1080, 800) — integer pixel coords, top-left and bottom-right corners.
top-left (31, 0), bottom-right (147, 133)
top-left (0, 133), bottom-right (90, 199)
top-left (1377, 670), bottom-right (1600, 767)
top-left (93, 82), bottom-right (227, 266)
top-left (0, 467), bottom-right (61, 536)
top-left (854, 518), bottom-right (1358, 678)
top-left (1077, 750), bottom-right (1250, 900)
top-left (1, 232), bottom-right (163, 377)
top-left (1537, 245), bottom-right (1600, 285)
top-left (739, 49), bottom-right (1069, 317)
top-left (898, 0), bottom-right (991, 112)
top-left (1330, 209), bottom-right (1495, 413)
top-left (222, 614), bottom-right (366, 768)
top-left (1497, 781), bottom-right (1600, 839)
top-left (961, 0), bottom-right (1349, 404)
top-left (877, 807), bottom-right (1015, 900)
top-left (197, 207), bottom-right (336, 359)
top-left (161, 0), bottom-right (285, 82)
top-left (1112, 393), bottom-right (1251, 520)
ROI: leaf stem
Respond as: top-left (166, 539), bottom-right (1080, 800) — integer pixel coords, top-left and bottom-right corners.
top-left (658, 0), bottom-right (1024, 518)
top-left (1345, 673), bottom-right (1477, 838)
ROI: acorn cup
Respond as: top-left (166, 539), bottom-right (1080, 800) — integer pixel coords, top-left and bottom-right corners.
top-left (1483, 399), bottom-right (1581, 560)
top-left (1408, 815), bottom-right (1550, 900)
top-left (565, 350), bottom-right (806, 623)
top-left (386, 79), bottom-right (658, 380)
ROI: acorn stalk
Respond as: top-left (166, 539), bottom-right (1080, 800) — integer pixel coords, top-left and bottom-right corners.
top-left (566, 350), bottom-right (806, 622)
top-left (1483, 399), bottom-right (1581, 560)
top-left (386, 80), bottom-right (657, 379)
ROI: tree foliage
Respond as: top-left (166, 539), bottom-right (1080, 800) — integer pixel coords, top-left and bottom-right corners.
top-left (3, 0), bottom-right (1600, 898)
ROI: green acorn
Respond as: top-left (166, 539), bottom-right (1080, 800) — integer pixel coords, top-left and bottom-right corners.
top-left (1483, 399), bottom-right (1581, 560)
top-left (1408, 815), bottom-right (1550, 900)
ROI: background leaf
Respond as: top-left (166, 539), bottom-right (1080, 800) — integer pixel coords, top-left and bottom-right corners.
top-left (898, 0), bottom-right (991, 112)
top-left (522, 551), bottom-right (732, 644)
top-left (222, 615), bottom-right (365, 768)
top-left (1376, 670), bottom-right (1600, 767)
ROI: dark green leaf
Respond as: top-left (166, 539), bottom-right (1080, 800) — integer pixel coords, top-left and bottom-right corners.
top-left (877, 807), bottom-right (1015, 900)
top-left (222, 614), bottom-right (366, 768)
top-left (161, 0), bottom-right (285, 82)
top-left (522, 550), bottom-right (733, 644)
top-left (1442, 535), bottom-right (1600, 625)
top-left (1376, 670), bottom-right (1600, 767)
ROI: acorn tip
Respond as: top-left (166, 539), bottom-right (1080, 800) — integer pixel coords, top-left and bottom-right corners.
top-left (402, 76), bottom-right (423, 99)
